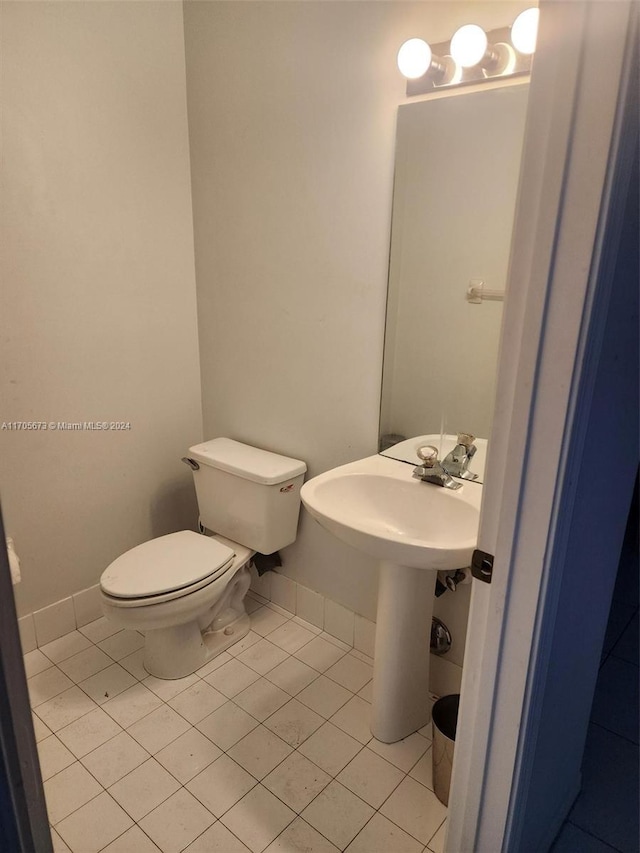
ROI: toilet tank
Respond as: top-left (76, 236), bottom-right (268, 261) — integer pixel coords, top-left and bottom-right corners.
top-left (187, 438), bottom-right (307, 554)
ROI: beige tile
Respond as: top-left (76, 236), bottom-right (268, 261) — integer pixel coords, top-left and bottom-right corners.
top-left (18, 615), bottom-right (37, 655)
top-left (72, 586), bottom-right (103, 629)
top-left (337, 747), bottom-right (404, 808)
top-left (380, 776), bottom-right (447, 845)
top-left (265, 817), bottom-right (339, 852)
top-left (35, 686), bottom-right (98, 732)
top-left (263, 698), bottom-right (324, 748)
top-left (228, 725), bottom-right (292, 780)
top-left (33, 601), bottom-right (77, 649)
top-left (234, 678), bottom-right (289, 722)
top-left (237, 638), bottom-right (289, 676)
top-left (270, 573), bottom-right (297, 614)
top-left (55, 791), bottom-right (133, 853)
top-left (78, 617), bottom-right (122, 645)
top-left (142, 671), bottom-right (200, 702)
top-left (101, 825), bottom-right (162, 853)
top-left (127, 705), bottom-right (190, 754)
top-left (155, 728), bottom-right (221, 783)
top-left (23, 649), bottom-right (53, 678)
top-left (295, 586), bottom-right (325, 630)
top-left (81, 731), bottom-right (149, 788)
top-left (323, 601), bottom-right (355, 647)
top-left (330, 696), bottom-right (372, 745)
top-left (98, 630), bottom-right (145, 661)
top-left (244, 596), bottom-right (263, 615)
top-left (345, 812), bottom-right (423, 853)
top-left (358, 681), bottom-right (373, 703)
top-left (263, 752), bottom-right (331, 813)
top-left (325, 654), bottom-right (373, 693)
top-left (291, 615), bottom-right (323, 635)
top-left (267, 621), bottom-right (316, 654)
top-left (319, 632), bottom-right (352, 652)
top-left (43, 761), bottom-right (103, 824)
top-left (425, 820), bottom-right (447, 853)
top-left (203, 658), bottom-right (260, 698)
top-left (250, 606), bottom-right (289, 637)
top-left (227, 630), bottom-right (261, 657)
top-left (28, 668), bottom-right (74, 708)
top-left (221, 784), bottom-right (296, 853)
top-left (57, 707), bottom-right (122, 758)
top-left (32, 713), bottom-right (51, 743)
top-left (102, 683), bottom-right (162, 728)
top-left (298, 721), bottom-right (363, 777)
top-left (186, 754), bottom-right (256, 817)
top-left (196, 701), bottom-right (258, 750)
top-left (266, 657), bottom-right (319, 696)
top-left (167, 680), bottom-right (226, 724)
top-left (50, 828), bottom-right (71, 853)
top-left (119, 649), bottom-right (148, 680)
top-left (37, 735), bottom-right (75, 781)
top-left (409, 746), bottom-right (434, 791)
top-left (301, 780), bottom-right (374, 850)
top-left (79, 663), bottom-right (136, 705)
top-left (139, 788), bottom-right (215, 853)
top-left (369, 731), bottom-right (429, 772)
top-left (108, 758), bottom-right (180, 821)
top-left (58, 646), bottom-right (114, 683)
top-left (194, 650), bottom-right (232, 678)
top-left (427, 818), bottom-right (447, 853)
top-left (296, 675), bottom-right (351, 719)
top-left (40, 631), bottom-right (92, 664)
top-left (183, 821), bottom-right (250, 853)
top-left (294, 636), bottom-right (346, 673)
top-left (354, 616), bottom-right (376, 658)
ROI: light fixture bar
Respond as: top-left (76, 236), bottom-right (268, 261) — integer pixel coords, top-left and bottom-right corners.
top-left (406, 25), bottom-right (532, 97)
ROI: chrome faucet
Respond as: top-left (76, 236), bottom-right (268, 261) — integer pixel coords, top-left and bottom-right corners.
top-left (442, 433), bottom-right (478, 481)
top-left (413, 445), bottom-right (462, 490)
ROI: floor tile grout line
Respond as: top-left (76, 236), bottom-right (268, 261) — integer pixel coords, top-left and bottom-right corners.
top-left (565, 817), bottom-right (626, 852)
top-left (35, 616), bottom-right (439, 852)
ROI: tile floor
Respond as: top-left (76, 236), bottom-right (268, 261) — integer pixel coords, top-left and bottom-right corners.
top-left (28, 592), bottom-right (446, 853)
top-left (551, 487), bottom-right (639, 853)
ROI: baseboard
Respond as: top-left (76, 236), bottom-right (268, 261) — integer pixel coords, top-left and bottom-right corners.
top-left (249, 567), bottom-right (463, 696)
top-left (18, 584), bottom-right (103, 652)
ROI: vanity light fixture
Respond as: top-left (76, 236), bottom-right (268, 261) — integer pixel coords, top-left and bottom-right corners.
top-left (397, 38), bottom-right (460, 85)
top-left (450, 23), bottom-right (516, 75)
top-left (400, 6), bottom-right (537, 96)
top-left (511, 7), bottom-right (539, 55)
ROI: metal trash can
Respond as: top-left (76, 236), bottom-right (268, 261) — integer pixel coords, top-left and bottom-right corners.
top-left (432, 694), bottom-right (460, 806)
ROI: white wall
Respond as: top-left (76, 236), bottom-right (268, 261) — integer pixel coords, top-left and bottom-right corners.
top-left (0, 1), bottom-right (203, 615)
top-left (184, 0), bottom-right (527, 620)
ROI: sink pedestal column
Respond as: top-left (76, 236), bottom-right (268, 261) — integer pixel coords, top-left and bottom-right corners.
top-left (371, 561), bottom-right (435, 743)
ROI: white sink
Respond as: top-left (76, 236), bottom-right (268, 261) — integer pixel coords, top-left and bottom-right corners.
top-left (301, 453), bottom-right (481, 743)
top-left (300, 454), bottom-right (481, 570)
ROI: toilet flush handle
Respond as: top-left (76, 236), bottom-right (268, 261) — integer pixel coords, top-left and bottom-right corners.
top-left (181, 457), bottom-right (200, 471)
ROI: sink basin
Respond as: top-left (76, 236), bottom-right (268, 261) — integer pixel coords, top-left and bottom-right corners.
top-left (301, 455), bottom-right (480, 570)
top-left (301, 453), bottom-right (482, 743)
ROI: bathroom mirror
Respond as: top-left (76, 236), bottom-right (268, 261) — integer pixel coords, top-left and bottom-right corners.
top-left (379, 83), bottom-right (529, 482)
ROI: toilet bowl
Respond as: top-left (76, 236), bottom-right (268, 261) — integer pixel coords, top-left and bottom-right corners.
top-left (101, 531), bottom-right (254, 679)
top-left (100, 439), bottom-right (306, 679)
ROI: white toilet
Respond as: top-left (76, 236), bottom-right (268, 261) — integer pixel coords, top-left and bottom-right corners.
top-left (100, 438), bottom-right (306, 679)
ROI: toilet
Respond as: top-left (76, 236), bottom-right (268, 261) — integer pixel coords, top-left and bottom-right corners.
top-left (100, 438), bottom-right (306, 679)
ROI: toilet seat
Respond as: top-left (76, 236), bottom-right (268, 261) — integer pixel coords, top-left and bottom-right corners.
top-left (100, 530), bottom-right (236, 604)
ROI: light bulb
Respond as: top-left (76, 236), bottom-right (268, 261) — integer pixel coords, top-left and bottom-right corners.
top-left (511, 8), bottom-right (539, 55)
top-left (450, 24), bottom-right (488, 68)
top-left (397, 38), bottom-right (432, 79)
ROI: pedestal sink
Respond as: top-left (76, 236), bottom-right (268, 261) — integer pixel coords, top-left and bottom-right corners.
top-left (300, 453), bottom-right (481, 743)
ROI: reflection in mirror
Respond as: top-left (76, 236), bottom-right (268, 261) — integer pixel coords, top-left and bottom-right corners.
top-left (379, 83), bottom-right (529, 483)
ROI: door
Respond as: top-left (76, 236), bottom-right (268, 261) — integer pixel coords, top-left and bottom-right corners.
top-left (447, 2), bottom-right (638, 851)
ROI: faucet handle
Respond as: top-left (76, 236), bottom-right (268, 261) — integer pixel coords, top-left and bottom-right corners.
top-left (457, 433), bottom-right (476, 449)
top-left (416, 445), bottom-right (439, 468)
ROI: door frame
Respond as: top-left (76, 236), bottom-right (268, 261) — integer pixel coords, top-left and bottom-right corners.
top-left (447, 1), bottom-right (637, 850)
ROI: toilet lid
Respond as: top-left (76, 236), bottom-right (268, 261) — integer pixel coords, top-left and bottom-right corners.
top-left (101, 531), bottom-right (235, 599)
